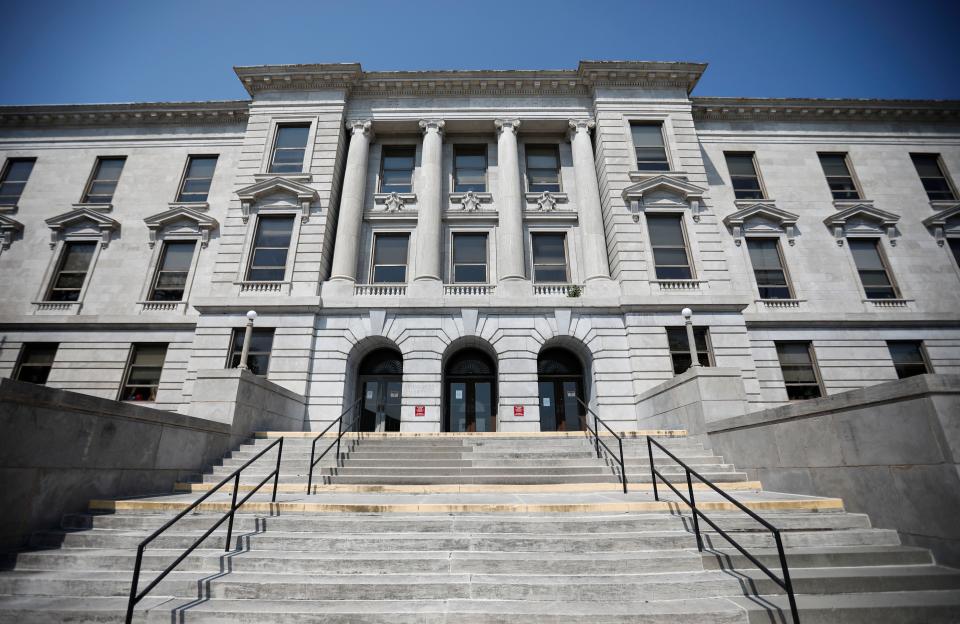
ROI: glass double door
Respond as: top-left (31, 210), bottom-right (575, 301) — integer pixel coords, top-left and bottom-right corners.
top-left (538, 378), bottom-right (584, 431)
top-left (447, 378), bottom-right (495, 432)
top-left (358, 376), bottom-right (402, 432)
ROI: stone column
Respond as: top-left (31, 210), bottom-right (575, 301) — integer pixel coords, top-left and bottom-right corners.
top-left (495, 119), bottom-right (526, 283)
top-left (329, 120), bottom-right (373, 283)
top-left (569, 119), bottom-right (613, 283)
top-left (412, 119), bottom-right (444, 289)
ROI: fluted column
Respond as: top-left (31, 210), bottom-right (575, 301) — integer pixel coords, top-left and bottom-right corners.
top-left (495, 119), bottom-right (526, 281)
top-left (569, 119), bottom-right (612, 282)
top-left (329, 120), bottom-right (373, 282)
top-left (414, 119), bottom-right (444, 282)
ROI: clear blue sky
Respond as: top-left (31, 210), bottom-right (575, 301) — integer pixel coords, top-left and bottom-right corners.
top-left (2, 0), bottom-right (959, 105)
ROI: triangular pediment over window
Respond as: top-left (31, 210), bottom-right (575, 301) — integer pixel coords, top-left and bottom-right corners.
top-left (621, 174), bottom-right (707, 220)
top-left (44, 207), bottom-right (120, 248)
top-left (823, 204), bottom-right (900, 245)
top-left (723, 202), bottom-right (799, 245)
top-left (923, 204), bottom-right (960, 246)
top-left (235, 176), bottom-right (318, 222)
top-left (144, 206), bottom-right (219, 248)
top-left (0, 214), bottom-right (24, 255)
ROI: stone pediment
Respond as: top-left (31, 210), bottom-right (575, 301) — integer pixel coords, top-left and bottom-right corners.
top-left (823, 204), bottom-right (900, 246)
top-left (235, 176), bottom-right (318, 223)
top-left (144, 206), bottom-right (219, 248)
top-left (923, 204), bottom-right (960, 246)
top-left (622, 175), bottom-right (706, 221)
top-left (724, 203), bottom-right (800, 246)
top-left (0, 214), bottom-right (24, 254)
top-left (44, 207), bottom-right (120, 248)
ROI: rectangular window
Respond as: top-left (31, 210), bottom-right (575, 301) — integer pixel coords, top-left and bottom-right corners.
top-left (849, 239), bottom-right (898, 299)
top-left (911, 153), bottom-right (956, 201)
top-left (525, 145), bottom-right (561, 192)
top-left (818, 153), bottom-right (861, 200)
top-left (371, 233), bottom-right (409, 283)
top-left (228, 328), bottom-right (274, 377)
top-left (82, 157), bottom-right (125, 203)
top-left (119, 343), bottom-right (168, 401)
top-left (746, 238), bottom-right (793, 299)
top-left (14, 343), bottom-right (58, 385)
top-left (246, 215), bottom-right (295, 281)
top-left (452, 233), bottom-right (487, 283)
top-left (887, 341), bottom-right (930, 379)
top-left (531, 232), bottom-right (568, 283)
top-left (148, 241), bottom-right (195, 301)
top-left (949, 238), bottom-right (960, 268)
top-left (380, 146), bottom-right (415, 193)
top-left (269, 124), bottom-right (310, 174)
top-left (724, 153), bottom-right (764, 200)
top-left (177, 155), bottom-right (218, 202)
top-left (0, 158), bottom-right (36, 205)
top-left (776, 342), bottom-right (823, 400)
top-left (666, 327), bottom-right (711, 375)
top-left (454, 145), bottom-right (487, 192)
top-left (630, 123), bottom-right (670, 171)
top-left (46, 241), bottom-right (96, 301)
top-left (647, 214), bottom-right (692, 280)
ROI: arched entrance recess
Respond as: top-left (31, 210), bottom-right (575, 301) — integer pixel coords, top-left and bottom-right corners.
top-left (537, 347), bottom-right (587, 431)
top-left (443, 348), bottom-right (497, 432)
top-left (355, 347), bottom-right (403, 432)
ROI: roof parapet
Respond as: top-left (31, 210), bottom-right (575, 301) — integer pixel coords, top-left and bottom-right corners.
top-left (692, 97), bottom-right (960, 122)
top-left (0, 100), bottom-right (250, 128)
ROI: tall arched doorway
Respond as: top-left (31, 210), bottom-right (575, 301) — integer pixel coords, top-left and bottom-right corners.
top-left (537, 347), bottom-right (586, 431)
top-left (355, 347), bottom-right (403, 432)
top-left (444, 348), bottom-right (497, 432)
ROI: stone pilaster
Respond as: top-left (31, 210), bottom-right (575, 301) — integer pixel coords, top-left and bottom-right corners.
top-left (494, 119), bottom-right (527, 286)
top-left (329, 120), bottom-right (373, 283)
top-left (569, 119), bottom-right (613, 286)
top-left (409, 119), bottom-right (444, 295)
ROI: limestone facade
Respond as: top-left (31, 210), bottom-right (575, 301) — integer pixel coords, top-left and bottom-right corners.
top-left (0, 61), bottom-right (958, 430)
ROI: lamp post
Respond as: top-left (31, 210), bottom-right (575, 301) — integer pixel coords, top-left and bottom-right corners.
top-left (237, 310), bottom-right (257, 371)
top-left (682, 307), bottom-right (700, 370)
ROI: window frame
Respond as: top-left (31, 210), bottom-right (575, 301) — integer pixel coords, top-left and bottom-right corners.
top-left (146, 239), bottom-right (199, 302)
top-left (724, 152), bottom-right (767, 200)
top-left (848, 237), bottom-right (901, 300)
top-left (369, 231), bottom-right (411, 284)
top-left (886, 340), bottom-right (932, 380)
top-left (910, 153), bottom-right (957, 201)
top-left (818, 152), bottom-right (863, 201)
top-left (13, 342), bottom-right (58, 385)
top-left (775, 341), bottom-right (825, 401)
top-left (227, 327), bottom-right (275, 377)
top-left (449, 231), bottom-right (489, 284)
top-left (175, 154), bottom-right (219, 203)
top-left (118, 343), bottom-right (168, 402)
top-left (0, 157), bottom-right (37, 207)
top-left (80, 156), bottom-right (126, 204)
top-left (44, 240), bottom-right (99, 302)
top-left (378, 144), bottom-right (417, 194)
top-left (244, 213), bottom-right (297, 283)
top-left (267, 123), bottom-right (313, 175)
top-left (628, 121), bottom-right (672, 172)
top-left (530, 230), bottom-right (570, 284)
top-left (452, 144), bottom-right (488, 193)
top-left (523, 143), bottom-right (562, 193)
top-left (745, 236), bottom-right (795, 300)
top-left (645, 212), bottom-right (695, 280)
top-left (666, 326), bottom-right (713, 375)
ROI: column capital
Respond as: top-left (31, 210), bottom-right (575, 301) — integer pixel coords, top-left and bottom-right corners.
top-left (568, 118), bottom-right (596, 140)
top-left (346, 119), bottom-right (373, 137)
top-left (494, 118), bottom-right (521, 136)
top-left (419, 119), bottom-right (445, 136)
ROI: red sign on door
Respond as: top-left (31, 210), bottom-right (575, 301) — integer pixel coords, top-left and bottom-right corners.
top-left (513, 405), bottom-right (524, 416)
top-left (414, 405), bottom-right (426, 417)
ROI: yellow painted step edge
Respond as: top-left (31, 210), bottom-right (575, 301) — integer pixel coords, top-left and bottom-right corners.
top-left (254, 430), bottom-right (687, 439)
top-left (172, 481), bottom-right (764, 494)
top-left (90, 498), bottom-right (844, 515)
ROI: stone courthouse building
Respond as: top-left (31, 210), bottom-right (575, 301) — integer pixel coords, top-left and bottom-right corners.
top-left (1, 60), bottom-right (959, 433)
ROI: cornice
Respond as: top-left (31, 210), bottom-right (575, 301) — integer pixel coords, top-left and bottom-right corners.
top-left (692, 97), bottom-right (960, 123)
top-left (0, 100), bottom-right (250, 128)
top-left (234, 63), bottom-right (363, 95)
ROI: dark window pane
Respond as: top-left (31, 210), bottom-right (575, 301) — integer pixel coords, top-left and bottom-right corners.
top-left (654, 265), bottom-right (692, 280)
top-left (247, 216), bottom-right (294, 281)
top-left (373, 235), bottom-right (409, 265)
top-left (251, 248), bottom-right (289, 268)
top-left (888, 341), bottom-right (928, 380)
top-left (121, 344), bottom-right (167, 402)
top-left (911, 154), bottom-right (956, 201)
top-left (819, 154), bottom-right (850, 177)
top-left (47, 242), bottom-right (95, 301)
top-left (532, 234), bottom-right (565, 263)
top-left (647, 215), bottom-right (685, 246)
top-left (849, 239), bottom-right (897, 299)
top-left (454, 264), bottom-right (487, 283)
top-left (666, 327), bottom-right (710, 374)
top-left (819, 154), bottom-right (860, 200)
top-left (186, 156), bottom-right (217, 179)
top-left (747, 238), bottom-right (792, 299)
top-left (849, 240), bottom-right (885, 270)
top-left (275, 125), bottom-right (309, 148)
top-left (254, 217), bottom-right (295, 247)
top-left (725, 154), bottom-right (757, 176)
top-left (453, 234), bottom-right (486, 264)
top-left (526, 146), bottom-right (560, 191)
top-left (631, 124), bottom-right (669, 170)
top-left (0, 159), bottom-right (34, 204)
top-left (83, 157), bottom-right (124, 203)
top-left (528, 181), bottom-right (562, 193)
top-left (373, 265), bottom-right (407, 283)
top-left (533, 266), bottom-right (568, 283)
top-left (54, 272), bottom-right (86, 289)
top-left (15, 343), bottom-right (58, 385)
top-left (776, 342), bottom-right (821, 400)
top-left (380, 170), bottom-right (413, 192)
top-left (269, 125), bottom-right (310, 173)
top-left (631, 124), bottom-right (665, 147)
top-left (247, 268), bottom-right (286, 281)
top-left (228, 328), bottom-right (274, 376)
top-left (93, 158), bottom-right (125, 180)
top-left (158, 242), bottom-right (195, 271)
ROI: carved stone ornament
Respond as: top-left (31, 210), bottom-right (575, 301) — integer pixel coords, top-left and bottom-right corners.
top-left (460, 191), bottom-right (482, 212)
top-left (418, 119), bottom-right (445, 135)
top-left (494, 118), bottom-right (521, 135)
top-left (567, 118), bottom-right (596, 139)
top-left (347, 119), bottom-right (373, 137)
top-left (536, 191), bottom-right (559, 212)
top-left (0, 214), bottom-right (23, 255)
top-left (383, 192), bottom-right (405, 212)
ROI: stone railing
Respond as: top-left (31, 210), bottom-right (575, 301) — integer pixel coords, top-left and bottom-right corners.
top-left (533, 283), bottom-right (583, 296)
top-left (444, 284), bottom-right (495, 296)
top-left (864, 298), bottom-right (910, 308)
top-left (238, 281), bottom-right (287, 294)
top-left (354, 284), bottom-right (406, 296)
top-left (139, 301), bottom-right (185, 313)
top-left (32, 301), bottom-right (80, 314)
top-left (756, 298), bottom-right (803, 309)
top-left (651, 279), bottom-right (707, 291)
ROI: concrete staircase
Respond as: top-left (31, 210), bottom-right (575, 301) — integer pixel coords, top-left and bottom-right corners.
top-left (1, 432), bottom-right (958, 622)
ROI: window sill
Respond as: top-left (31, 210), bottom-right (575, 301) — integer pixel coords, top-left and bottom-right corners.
top-left (72, 202), bottom-right (112, 212)
top-left (444, 284), bottom-right (496, 296)
top-left (651, 279), bottom-right (707, 291)
top-left (756, 298), bottom-right (804, 309)
top-left (237, 281), bottom-right (291, 295)
top-left (138, 300), bottom-right (188, 313)
top-left (533, 283), bottom-right (583, 296)
top-left (32, 301), bottom-right (82, 315)
top-left (355, 283), bottom-right (406, 296)
top-left (168, 200), bottom-right (210, 211)
top-left (863, 298), bottom-right (911, 308)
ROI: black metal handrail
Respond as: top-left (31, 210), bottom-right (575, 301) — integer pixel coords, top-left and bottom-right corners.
top-left (575, 397), bottom-right (627, 494)
top-left (124, 436), bottom-right (284, 624)
top-left (305, 398), bottom-right (362, 493)
top-left (646, 436), bottom-right (799, 623)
